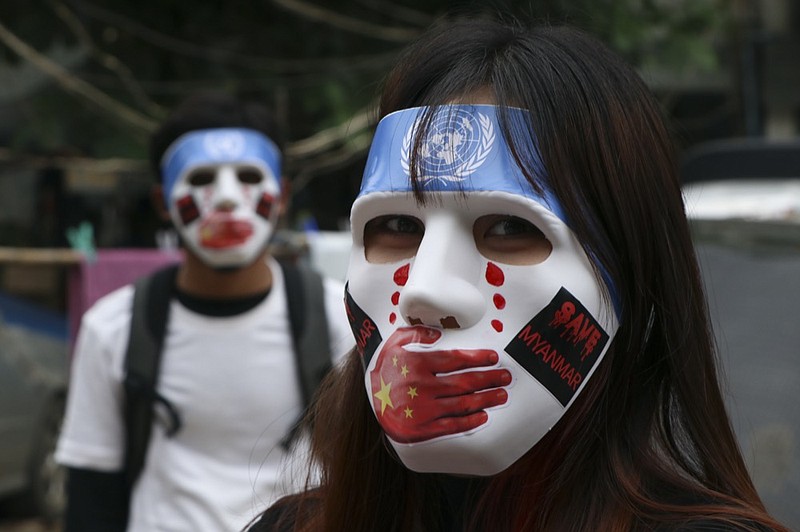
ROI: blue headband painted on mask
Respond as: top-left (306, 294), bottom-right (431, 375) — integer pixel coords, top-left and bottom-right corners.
top-left (359, 104), bottom-right (567, 224)
top-left (359, 104), bottom-right (621, 318)
top-left (160, 127), bottom-right (281, 202)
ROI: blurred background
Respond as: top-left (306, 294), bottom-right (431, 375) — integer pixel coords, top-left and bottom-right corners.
top-left (0, 0), bottom-right (798, 530)
top-left (1, 0), bottom-right (797, 245)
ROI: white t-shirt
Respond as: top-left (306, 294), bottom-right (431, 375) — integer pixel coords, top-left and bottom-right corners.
top-left (56, 258), bottom-right (353, 532)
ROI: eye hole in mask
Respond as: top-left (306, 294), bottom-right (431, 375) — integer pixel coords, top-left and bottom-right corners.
top-left (363, 214), bottom-right (552, 266)
top-left (472, 214), bottom-right (552, 265)
top-left (364, 214), bottom-right (423, 263)
top-left (185, 166), bottom-right (266, 188)
top-left (187, 168), bottom-right (216, 187)
top-left (237, 167), bottom-right (264, 184)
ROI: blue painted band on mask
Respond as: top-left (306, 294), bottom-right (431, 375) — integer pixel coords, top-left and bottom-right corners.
top-left (161, 128), bottom-right (281, 201)
top-left (359, 104), bottom-right (622, 319)
top-left (359, 105), bottom-right (567, 223)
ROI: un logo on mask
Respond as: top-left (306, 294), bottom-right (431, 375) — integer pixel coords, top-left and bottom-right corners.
top-left (401, 109), bottom-right (494, 186)
top-left (203, 130), bottom-right (246, 160)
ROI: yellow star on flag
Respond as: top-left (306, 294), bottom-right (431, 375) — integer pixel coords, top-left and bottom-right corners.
top-left (404, 406), bottom-right (413, 418)
top-left (407, 386), bottom-right (418, 399)
top-left (373, 376), bottom-right (394, 415)
top-left (392, 355), bottom-right (398, 366)
top-left (401, 364), bottom-right (410, 377)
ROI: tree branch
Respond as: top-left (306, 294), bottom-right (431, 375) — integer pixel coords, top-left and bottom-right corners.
top-left (68, 0), bottom-right (401, 73)
top-left (270, 0), bottom-right (421, 42)
top-left (286, 106), bottom-right (375, 158)
top-left (291, 135), bottom-right (373, 195)
top-left (49, 0), bottom-right (166, 118)
top-left (0, 20), bottom-right (157, 133)
top-left (0, 147), bottom-right (149, 173)
top-left (354, 0), bottom-right (433, 27)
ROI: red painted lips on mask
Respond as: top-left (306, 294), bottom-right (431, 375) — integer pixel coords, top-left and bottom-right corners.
top-left (370, 326), bottom-right (511, 444)
top-left (198, 213), bottom-right (254, 249)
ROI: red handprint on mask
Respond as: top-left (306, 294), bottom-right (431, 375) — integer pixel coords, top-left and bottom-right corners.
top-left (370, 326), bottom-right (511, 444)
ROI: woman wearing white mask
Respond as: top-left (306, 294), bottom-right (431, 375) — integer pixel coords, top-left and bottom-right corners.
top-left (250, 15), bottom-right (787, 532)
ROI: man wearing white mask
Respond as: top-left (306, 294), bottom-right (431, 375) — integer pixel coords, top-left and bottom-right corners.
top-left (56, 92), bottom-right (353, 532)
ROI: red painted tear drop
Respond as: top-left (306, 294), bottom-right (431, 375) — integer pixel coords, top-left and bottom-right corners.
top-left (394, 264), bottom-right (410, 286)
top-left (493, 294), bottom-right (506, 309)
top-left (485, 263), bottom-right (504, 286)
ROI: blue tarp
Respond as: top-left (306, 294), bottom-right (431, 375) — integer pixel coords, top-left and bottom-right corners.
top-left (0, 292), bottom-right (68, 340)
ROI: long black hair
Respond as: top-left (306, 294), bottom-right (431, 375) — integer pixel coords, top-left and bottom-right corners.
top-left (255, 15), bottom-right (787, 532)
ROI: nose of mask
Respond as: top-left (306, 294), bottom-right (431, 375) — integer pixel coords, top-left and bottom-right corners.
top-left (398, 215), bottom-right (486, 330)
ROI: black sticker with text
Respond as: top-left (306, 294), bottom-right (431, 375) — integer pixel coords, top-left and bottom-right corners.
top-left (505, 287), bottom-right (609, 406)
top-left (344, 283), bottom-right (382, 367)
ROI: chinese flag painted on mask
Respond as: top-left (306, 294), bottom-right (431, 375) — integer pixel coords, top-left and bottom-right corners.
top-left (370, 327), bottom-right (509, 443)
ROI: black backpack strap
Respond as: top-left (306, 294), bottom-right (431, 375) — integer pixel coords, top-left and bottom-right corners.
top-left (123, 264), bottom-right (180, 490)
top-left (279, 259), bottom-right (332, 447)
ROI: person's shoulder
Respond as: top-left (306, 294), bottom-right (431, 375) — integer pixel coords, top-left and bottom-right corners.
top-left (72, 284), bottom-right (136, 360)
top-left (81, 283), bottom-right (135, 328)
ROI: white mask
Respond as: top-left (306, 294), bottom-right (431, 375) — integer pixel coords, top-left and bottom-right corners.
top-left (346, 105), bottom-right (620, 476)
top-left (161, 128), bottom-right (282, 268)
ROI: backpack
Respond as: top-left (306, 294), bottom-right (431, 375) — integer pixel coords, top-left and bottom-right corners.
top-left (121, 260), bottom-right (332, 490)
